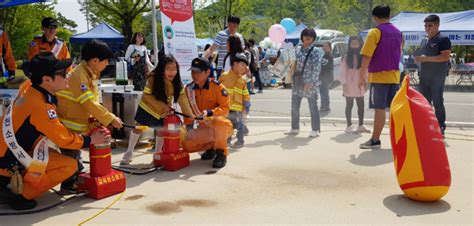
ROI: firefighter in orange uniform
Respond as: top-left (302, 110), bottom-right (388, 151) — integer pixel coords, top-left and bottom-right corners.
top-left (0, 27), bottom-right (16, 79)
top-left (27, 17), bottom-right (71, 72)
top-left (0, 52), bottom-right (109, 211)
top-left (182, 57), bottom-right (233, 168)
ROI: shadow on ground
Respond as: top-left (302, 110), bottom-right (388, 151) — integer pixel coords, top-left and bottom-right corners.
top-left (349, 149), bottom-right (393, 166)
top-left (330, 132), bottom-right (363, 143)
top-left (383, 194), bottom-right (451, 217)
top-left (244, 134), bottom-right (313, 150)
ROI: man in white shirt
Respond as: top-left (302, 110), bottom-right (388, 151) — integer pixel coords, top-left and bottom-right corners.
top-left (203, 16), bottom-right (245, 79)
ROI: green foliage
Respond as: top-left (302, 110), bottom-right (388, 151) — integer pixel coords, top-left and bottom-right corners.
top-left (78, 0), bottom-right (152, 46)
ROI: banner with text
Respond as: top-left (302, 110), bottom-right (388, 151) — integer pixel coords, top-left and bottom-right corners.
top-left (361, 31), bottom-right (474, 46)
top-left (160, 0), bottom-right (198, 84)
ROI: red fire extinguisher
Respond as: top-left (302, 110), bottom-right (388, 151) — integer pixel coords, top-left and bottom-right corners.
top-left (88, 123), bottom-right (112, 177)
top-left (162, 114), bottom-right (182, 154)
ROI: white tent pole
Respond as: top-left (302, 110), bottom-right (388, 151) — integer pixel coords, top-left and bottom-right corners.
top-left (151, 0), bottom-right (159, 66)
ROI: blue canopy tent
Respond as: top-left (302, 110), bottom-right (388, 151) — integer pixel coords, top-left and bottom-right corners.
top-left (0, 0), bottom-right (51, 8)
top-left (360, 10), bottom-right (474, 46)
top-left (285, 23), bottom-right (307, 45)
top-left (70, 23), bottom-right (125, 52)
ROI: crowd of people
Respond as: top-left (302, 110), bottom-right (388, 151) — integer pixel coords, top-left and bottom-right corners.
top-left (0, 4), bottom-right (451, 212)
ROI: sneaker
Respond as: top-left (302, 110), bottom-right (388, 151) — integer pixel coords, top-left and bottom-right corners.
top-left (231, 140), bottom-right (244, 148)
top-left (257, 90), bottom-right (263, 93)
top-left (309, 131), bottom-right (320, 138)
top-left (357, 125), bottom-right (371, 133)
top-left (345, 125), bottom-right (354, 133)
top-left (249, 91), bottom-right (256, 95)
top-left (284, 129), bottom-right (299, 135)
top-left (0, 189), bottom-right (37, 210)
top-left (200, 149), bottom-right (216, 160)
top-left (120, 151), bottom-right (134, 165)
top-left (359, 139), bottom-right (381, 149)
top-left (212, 150), bottom-right (227, 168)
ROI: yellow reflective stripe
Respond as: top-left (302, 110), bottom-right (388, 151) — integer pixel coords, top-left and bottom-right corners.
top-left (138, 101), bottom-right (164, 120)
top-left (90, 153), bottom-right (112, 159)
top-left (231, 87), bottom-right (245, 94)
top-left (144, 87), bottom-right (152, 94)
top-left (179, 89), bottom-right (185, 95)
top-left (242, 89), bottom-right (250, 95)
top-left (56, 91), bottom-right (77, 102)
top-left (78, 91), bottom-right (94, 104)
top-left (230, 104), bottom-right (243, 111)
top-left (60, 118), bottom-right (86, 131)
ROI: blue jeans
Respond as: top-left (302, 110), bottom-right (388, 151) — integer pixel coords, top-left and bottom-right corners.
top-left (228, 111), bottom-right (244, 142)
top-left (419, 76), bottom-right (446, 130)
top-left (291, 95), bottom-right (320, 132)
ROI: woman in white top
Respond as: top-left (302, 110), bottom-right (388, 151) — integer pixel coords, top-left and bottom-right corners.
top-left (125, 32), bottom-right (154, 91)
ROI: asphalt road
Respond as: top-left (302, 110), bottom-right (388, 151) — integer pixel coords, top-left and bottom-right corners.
top-left (248, 86), bottom-right (474, 126)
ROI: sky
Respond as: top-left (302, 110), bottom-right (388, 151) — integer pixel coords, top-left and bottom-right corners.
top-left (54, 0), bottom-right (212, 34)
top-left (54, 0), bottom-right (88, 34)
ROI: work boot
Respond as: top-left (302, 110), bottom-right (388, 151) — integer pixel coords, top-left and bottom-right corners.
top-left (60, 181), bottom-right (80, 195)
top-left (212, 150), bottom-right (227, 168)
top-left (200, 149), bottom-right (216, 160)
top-left (0, 189), bottom-right (37, 210)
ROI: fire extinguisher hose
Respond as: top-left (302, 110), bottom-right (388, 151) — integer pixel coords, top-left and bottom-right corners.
top-left (0, 190), bottom-right (88, 216)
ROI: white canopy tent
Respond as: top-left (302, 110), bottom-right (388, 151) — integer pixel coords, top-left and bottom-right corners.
top-left (360, 10), bottom-right (474, 46)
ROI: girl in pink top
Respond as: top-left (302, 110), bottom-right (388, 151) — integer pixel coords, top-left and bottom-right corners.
top-left (339, 36), bottom-right (371, 133)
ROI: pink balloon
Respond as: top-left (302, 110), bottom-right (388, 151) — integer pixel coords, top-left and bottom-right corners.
top-left (268, 24), bottom-right (287, 44)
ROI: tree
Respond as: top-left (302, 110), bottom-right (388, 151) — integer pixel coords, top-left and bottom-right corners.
top-left (78, 0), bottom-right (153, 46)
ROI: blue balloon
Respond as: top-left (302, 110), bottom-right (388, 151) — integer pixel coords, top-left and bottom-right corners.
top-left (280, 18), bottom-right (296, 34)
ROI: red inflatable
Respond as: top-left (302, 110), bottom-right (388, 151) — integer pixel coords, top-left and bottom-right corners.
top-left (389, 76), bottom-right (451, 201)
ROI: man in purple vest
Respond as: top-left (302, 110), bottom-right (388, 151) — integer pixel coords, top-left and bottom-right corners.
top-left (358, 5), bottom-right (402, 149)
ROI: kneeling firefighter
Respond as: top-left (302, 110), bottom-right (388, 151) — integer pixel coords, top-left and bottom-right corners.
top-left (181, 57), bottom-right (233, 168)
top-left (0, 52), bottom-right (110, 210)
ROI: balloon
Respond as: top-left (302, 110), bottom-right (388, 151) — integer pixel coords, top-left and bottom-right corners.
top-left (280, 18), bottom-right (296, 34)
top-left (268, 24), bottom-right (287, 44)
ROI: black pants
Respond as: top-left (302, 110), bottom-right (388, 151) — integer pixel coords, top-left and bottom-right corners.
top-left (345, 97), bottom-right (365, 127)
top-left (419, 76), bottom-right (446, 131)
top-left (60, 148), bottom-right (83, 188)
top-left (320, 77), bottom-right (332, 109)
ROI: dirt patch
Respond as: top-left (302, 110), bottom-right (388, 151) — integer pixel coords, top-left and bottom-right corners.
top-left (125, 195), bottom-right (144, 201)
top-left (146, 202), bottom-right (182, 215)
top-left (205, 171), bottom-right (217, 175)
top-left (146, 199), bottom-right (217, 215)
top-left (219, 173), bottom-right (247, 180)
top-left (176, 199), bottom-right (217, 208)
top-left (259, 167), bottom-right (362, 191)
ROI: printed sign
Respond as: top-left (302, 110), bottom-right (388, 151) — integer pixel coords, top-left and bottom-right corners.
top-left (160, 0), bottom-right (198, 84)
